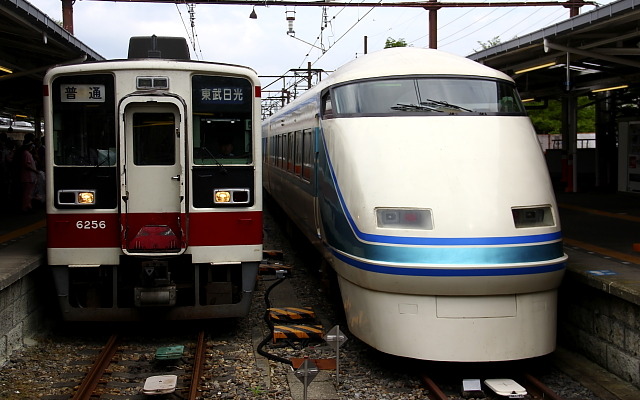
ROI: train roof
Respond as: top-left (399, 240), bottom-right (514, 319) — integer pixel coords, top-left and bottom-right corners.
top-left (44, 58), bottom-right (259, 80)
top-left (325, 47), bottom-right (513, 86)
top-left (265, 47), bottom-right (515, 121)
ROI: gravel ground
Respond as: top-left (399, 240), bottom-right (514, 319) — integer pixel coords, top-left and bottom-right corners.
top-left (0, 201), bottom-right (608, 400)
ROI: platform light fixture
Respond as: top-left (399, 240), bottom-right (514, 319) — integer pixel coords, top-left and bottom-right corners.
top-left (249, 6), bottom-right (257, 19)
top-left (515, 62), bottom-right (557, 75)
top-left (592, 84), bottom-right (628, 93)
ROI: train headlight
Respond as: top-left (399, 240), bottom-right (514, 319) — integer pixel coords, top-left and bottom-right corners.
top-left (376, 208), bottom-right (433, 230)
top-left (57, 190), bottom-right (96, 205)
top-left (512, 206), bottom-right (554, 228)
top-left (215, 190), bottom-right (232, 203)
top-left (77, 192), bottom-right (95, 204)
top-left (213, 188), bottom-right (250, 205)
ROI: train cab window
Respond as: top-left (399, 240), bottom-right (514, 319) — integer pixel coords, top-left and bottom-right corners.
top-left (192, 75), bottom-right (253, 165)
top-left (332, 77), bottom-right (526, 117)
top-left (51, 74), bottom-right (116, 166)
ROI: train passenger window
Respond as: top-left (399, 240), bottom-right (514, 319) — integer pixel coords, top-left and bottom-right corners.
top-left (287, 132), bottom-right (295, 173)
top-left (192, 75), bottom-right (253, 165)
top-left (301, 129), bottom-right (313, 181)
top-left (132, 113), bottom-right (175, 165)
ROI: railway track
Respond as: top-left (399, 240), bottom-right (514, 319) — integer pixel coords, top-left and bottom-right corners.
top-left (421, 371), bottom-right (570, 400)
top-left (52, 330), bottom-right (208, 400)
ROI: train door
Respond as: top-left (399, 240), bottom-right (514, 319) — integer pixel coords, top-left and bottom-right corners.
top-left (119, 97), bottom-right (187, 255)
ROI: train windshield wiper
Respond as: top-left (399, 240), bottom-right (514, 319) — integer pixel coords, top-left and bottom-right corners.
top-left (421, 99), bottom-right (473, 112)
top-left (391, 103), bottom-right (442, 112)
top-left (202, 146), bottom-right (228, 174)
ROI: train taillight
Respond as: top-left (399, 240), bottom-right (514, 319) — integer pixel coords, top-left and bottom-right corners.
top-left (512, 206), bottom-right (555, 228)
top-left (375, 208), bottom-right (433, 230)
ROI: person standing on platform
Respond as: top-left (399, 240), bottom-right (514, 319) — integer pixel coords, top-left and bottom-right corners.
top-left (18, 139), bottom-right (38, 213)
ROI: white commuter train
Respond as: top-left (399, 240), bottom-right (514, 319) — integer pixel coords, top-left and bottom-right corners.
top-left (44, 37), bottom-right (263, 321)
top-left (262, 47), bottom-right (567, 362)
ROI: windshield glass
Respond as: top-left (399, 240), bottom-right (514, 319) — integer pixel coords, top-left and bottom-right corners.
top-left (192, 75), bottom-right (253, 165)
top-left (332, 77), bottom-right (525, 116)
top-left (51, 74), bottom-right (116, 166)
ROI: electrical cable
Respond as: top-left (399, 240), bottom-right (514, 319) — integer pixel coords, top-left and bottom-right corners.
top-left (256, 276), bottom-right (293, 366)
top-left (440, 7), bottom-right (519, 49)
top-left (175, 2), bottom-right (203, 60)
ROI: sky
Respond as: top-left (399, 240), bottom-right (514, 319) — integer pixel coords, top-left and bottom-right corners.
top-left (28, 0), bottom-right (615, 89)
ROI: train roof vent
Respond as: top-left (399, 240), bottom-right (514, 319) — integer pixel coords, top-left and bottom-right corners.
top-left (127, 35), bottom-right (191, 60)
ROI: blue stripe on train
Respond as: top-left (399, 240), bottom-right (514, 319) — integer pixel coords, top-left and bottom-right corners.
top-left (332, 249), bottom-right (566, 277)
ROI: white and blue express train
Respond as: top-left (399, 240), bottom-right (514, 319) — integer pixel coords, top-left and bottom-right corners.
top-left (262, 48), bottom-right (567, 362)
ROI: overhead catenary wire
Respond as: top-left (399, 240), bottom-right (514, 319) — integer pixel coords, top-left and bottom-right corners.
top-left (306, 5), bottom-right (377, 68)
top-left (439, 7), bottom-right (506, 47)
top-left (175, 2), bottom-right (204, 60)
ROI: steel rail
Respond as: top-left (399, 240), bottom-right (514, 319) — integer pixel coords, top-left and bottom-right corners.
top-left (420, 374), bottom-right (449, 400)
top-left (72, 334), bottom-right (120, 400)
top-left (188, 330), bottom-right (207, 400)
top-left (524, 372), bottom-right (567, 400)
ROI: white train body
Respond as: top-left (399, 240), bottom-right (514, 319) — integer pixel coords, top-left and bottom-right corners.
top-left (263, 48), bottom-right (567, 362)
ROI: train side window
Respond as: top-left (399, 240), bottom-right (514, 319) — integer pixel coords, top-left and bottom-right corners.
top-left (322, 92), bottom-right (333, 119)
top-left (301, 129), bottom-right (313, 182)
top-left (294, 130), bottom-right (303, 177)
top-left (287, 132), bottom-right (295, 173)
top-left (278, 134), bottom-right (285, 169)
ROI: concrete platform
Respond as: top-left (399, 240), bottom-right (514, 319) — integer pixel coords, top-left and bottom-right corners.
top-left (0, 209), bottom-right (48, 365)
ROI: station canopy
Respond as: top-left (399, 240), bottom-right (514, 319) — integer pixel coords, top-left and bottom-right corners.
top-left (1, 0), bottom-right (639, 117)
top-left (0, 0), bottom-right (103, 118)
top-left (469, 0), bottom-right (640, 101)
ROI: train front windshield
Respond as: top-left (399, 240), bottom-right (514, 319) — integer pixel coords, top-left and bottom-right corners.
top-left (332, 77), bottom-right (526, 116)
top-left (192, 75), bottom-right (254, 165)
top-left (52, 74), bottom-right (116, 166)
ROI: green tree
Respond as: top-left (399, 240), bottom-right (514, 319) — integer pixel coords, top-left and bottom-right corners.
top-left (527, 97), bottom-right (595, 135)
top-left (385, 37), bottom-right (408, 48)
top-left (476, 36), bottom-right (501, 51)
top-left (528, 100), bottom-right (562, 135)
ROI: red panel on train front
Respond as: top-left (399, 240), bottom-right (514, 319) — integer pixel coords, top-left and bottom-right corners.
top-left (47, 213), bottom-right (120, 248)
top-left (47, 211), bottom-right (262, 248)
top-left (188, 211), bottom-right (263, 246)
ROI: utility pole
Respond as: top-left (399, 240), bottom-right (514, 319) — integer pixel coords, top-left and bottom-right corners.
top-left (62, 0), bottom-right (73, 34)
top-left (428, 0), bottom-right (439, 49)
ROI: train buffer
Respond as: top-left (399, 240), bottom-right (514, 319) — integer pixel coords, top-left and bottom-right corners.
top-left (272, 324), bottom-right (324, 342)
top-left (269, 306), bottom-right (316, 323)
